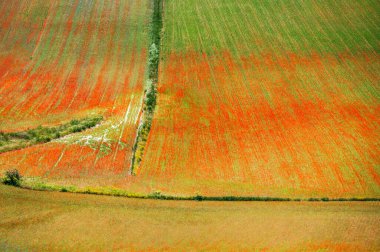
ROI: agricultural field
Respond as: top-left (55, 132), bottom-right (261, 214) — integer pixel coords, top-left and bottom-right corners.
top-left (0, 0), bottom-right (379, 198)
top-left (1, 0), bottom-right (379, 250)
top-left (0, 0), bottom-right (149, 181)
top-left (139, 0), bottom-right (380, 198)
top-left (1, 184), bottom-right (379, 251)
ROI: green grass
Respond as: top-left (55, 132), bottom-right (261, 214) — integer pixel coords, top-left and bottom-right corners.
top-left (164, 0), bottom-right (379, 54)
top-left (0, 116), bottom-right (102, 153)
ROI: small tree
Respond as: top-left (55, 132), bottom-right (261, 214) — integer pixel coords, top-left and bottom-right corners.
top-left (145, 80), bottom-right (157, 113)
top-left (148, 43), bottom-right (159, 80)
top-left (3, 169), bottom-right (22, 186)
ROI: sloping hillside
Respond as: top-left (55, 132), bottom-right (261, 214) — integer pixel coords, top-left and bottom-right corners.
top-left (0, 0), bottom-right (149, 180)
top-left (139, 0), bottom-right (380, 197)
top-left (0, 0), bottom-right (379, 198)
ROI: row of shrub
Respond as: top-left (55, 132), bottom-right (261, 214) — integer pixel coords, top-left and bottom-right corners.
top-left (130, 117), bottom-right (152, 172)
top-left (2, 169), bottom-right (379, 201)
top-left (0, 116), bottom-right (103, 153)
top-left (130, 0), bottom-right (162, 174)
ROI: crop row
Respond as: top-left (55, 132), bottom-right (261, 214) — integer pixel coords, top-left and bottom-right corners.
top-left (0, 0), bottom-right (149, 179)
top-left (139, 0), bottom-right (380, 197)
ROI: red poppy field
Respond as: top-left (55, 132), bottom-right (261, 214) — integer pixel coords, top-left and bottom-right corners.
top-left (0, 0), bottom-right (379, 198)
top-left (139, 0), bottom-right (380, 197)
top-left (0, 0), bottom-right (148, 180)
top-left (1, 1), bottom-right (380, 250)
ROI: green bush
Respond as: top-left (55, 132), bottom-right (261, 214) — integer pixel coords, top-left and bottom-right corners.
top-left (0, 132), bottom-right (9, 141)
top-left (3, 169), bottom-right (22, 186)
top-left (194, 195), bottom-right (204, 201)
top-left (60, 187), bottom-right (68, 192)
top-left (36, 135), bottom-right (51, 143)
top-left (70, 124), bottom-right (87, 133)
top-left (70, 119), bottom-right (79, 125)
top-left (308, 198), bottom-right (320, 201)
top-left (148, 43), bottom-right (159, 80)
top-left (145, 81), bottom-right (157, 113)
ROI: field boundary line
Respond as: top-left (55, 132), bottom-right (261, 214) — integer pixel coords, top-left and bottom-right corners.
top-left (129, 0), bottom-right (163, 175)
top-left (2, 176), bottom-right (379, 202)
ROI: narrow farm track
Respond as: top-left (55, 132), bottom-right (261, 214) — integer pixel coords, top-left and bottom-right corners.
top-left (0, 0), bottom-right (149, 183)
top-left (139, 0), bottom-right (380, 197)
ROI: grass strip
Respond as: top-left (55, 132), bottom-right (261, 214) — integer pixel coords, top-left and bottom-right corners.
top-left (0, 116), bottom-right (103, 153)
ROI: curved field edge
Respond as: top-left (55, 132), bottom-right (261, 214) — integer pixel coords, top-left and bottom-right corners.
top-left (2, 177), bottom-right (379, 202)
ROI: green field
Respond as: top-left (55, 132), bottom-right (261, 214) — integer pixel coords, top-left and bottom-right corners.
top-left (1, 184), bottom-right (379, 251)
top-left (164, 0), bottom-right (379, 53)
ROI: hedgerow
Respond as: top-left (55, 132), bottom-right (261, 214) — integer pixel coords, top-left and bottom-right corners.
top-left (2, 169), bottom-right (22, 186)
top-left (130, 0), bottom-right (162, 174)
